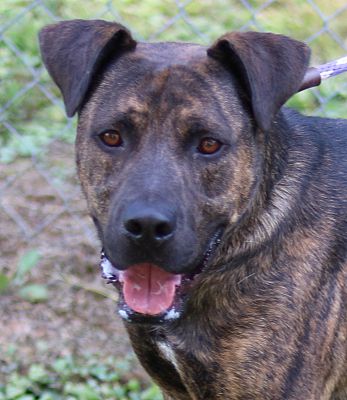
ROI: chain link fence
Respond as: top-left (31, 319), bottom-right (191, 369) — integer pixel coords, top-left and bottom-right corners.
top-left (1, 0), bottom-right (347, 271)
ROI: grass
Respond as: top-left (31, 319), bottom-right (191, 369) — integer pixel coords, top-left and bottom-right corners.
top-left (0, 352), bottom-right (163, 400)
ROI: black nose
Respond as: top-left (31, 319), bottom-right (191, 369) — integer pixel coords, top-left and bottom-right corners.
top-left (123, 202), bottom-right (176, 244)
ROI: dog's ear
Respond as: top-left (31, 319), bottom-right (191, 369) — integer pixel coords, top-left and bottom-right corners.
top-left (207, 32), bottom-right (310, 131)
top-left (39, 19), bottom-right (136, 117)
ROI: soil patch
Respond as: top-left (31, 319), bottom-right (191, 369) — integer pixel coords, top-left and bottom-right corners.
top-left (0, 142), bottom-right (147, 383)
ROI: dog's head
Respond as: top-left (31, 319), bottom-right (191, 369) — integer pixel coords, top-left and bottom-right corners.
top-left (39, 20), bottom-right (310, 323)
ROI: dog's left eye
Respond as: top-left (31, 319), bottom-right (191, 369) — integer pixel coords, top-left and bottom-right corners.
top-left (197, 138), bottom-right (222, 155)
top-left (99, 131), bottom-right (123, 147)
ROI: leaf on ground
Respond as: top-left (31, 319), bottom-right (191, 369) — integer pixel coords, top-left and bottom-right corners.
top-left (28, 364), bottom-right (50, 384)
top-left (18, 284), bottom-right (49, 303)
top-left (0, 273), bottom-right (10, 293)
top-left (14, 250), bottom-right (41, 284)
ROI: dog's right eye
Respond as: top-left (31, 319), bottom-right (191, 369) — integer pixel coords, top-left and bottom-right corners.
top-left (99, 131), bottom-right (123, 147)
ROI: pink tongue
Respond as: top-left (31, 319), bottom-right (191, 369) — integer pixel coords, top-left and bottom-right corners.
top-left (119, 264), bottom-right (181, 316)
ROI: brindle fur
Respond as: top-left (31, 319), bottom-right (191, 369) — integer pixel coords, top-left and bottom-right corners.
top-left (39, 20), bottom-right (347, 399)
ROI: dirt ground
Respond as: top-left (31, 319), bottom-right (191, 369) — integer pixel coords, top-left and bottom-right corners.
top-left (0, 142), bottom-right (147, 383)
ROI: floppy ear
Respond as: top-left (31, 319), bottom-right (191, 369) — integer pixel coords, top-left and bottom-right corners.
top-left (207, 31), bottom-right (311, 131)
top-left (39, 19), bottom-right (136, 117)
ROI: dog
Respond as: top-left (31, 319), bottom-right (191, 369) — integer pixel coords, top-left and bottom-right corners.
top-left (39, 20), bottom-right (347, 399)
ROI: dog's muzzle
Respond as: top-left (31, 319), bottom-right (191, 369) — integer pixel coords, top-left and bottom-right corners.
top-left (100, 229), bottom-right (223, 324)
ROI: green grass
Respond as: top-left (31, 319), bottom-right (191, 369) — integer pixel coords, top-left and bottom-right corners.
top-left (0, 353), bottom-right (163, 400)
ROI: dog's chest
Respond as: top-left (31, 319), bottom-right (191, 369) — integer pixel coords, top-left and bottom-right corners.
top-left (153, 338), bottom-right (218, 400)
top-left (156, 340), bottom-right (181, 373)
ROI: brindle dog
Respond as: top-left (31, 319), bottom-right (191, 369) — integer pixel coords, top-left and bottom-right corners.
top-left (39, 20), bottom-right (347, 399)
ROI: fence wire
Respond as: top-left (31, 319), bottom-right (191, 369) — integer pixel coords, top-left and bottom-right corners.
top-left (1, 0), bottom-right (347, 270)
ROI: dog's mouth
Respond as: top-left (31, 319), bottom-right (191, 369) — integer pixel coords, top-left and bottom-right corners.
top-left (100, 229), bottom-right (223, 324)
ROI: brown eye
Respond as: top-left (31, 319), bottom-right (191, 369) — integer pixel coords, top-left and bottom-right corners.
top-left (99, 131), bottom-right (123, 147)
top-left (197, 138), bottom-right (222, 155)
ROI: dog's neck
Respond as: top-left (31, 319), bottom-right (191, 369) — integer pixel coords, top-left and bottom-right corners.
top-left (218, 109), bottom-right (310, 261)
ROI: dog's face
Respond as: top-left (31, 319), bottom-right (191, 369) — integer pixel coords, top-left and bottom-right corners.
top-left (76, 43), bottom-right (259, 320)
top-left (39, 20), bottom-right (310, 323)
top-left (77, 44), bottom-right (251, 269)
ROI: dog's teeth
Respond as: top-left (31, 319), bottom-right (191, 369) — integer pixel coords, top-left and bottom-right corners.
top-left (164, 308), bottom-right (181, 321)
top-left (118, 309), bottom-right (130, 321)
top-left (100, 255), bottom-right (119, 280)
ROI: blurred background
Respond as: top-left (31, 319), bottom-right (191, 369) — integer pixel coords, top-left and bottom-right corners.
top-left (1, 0), bottom-right (347, 399)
